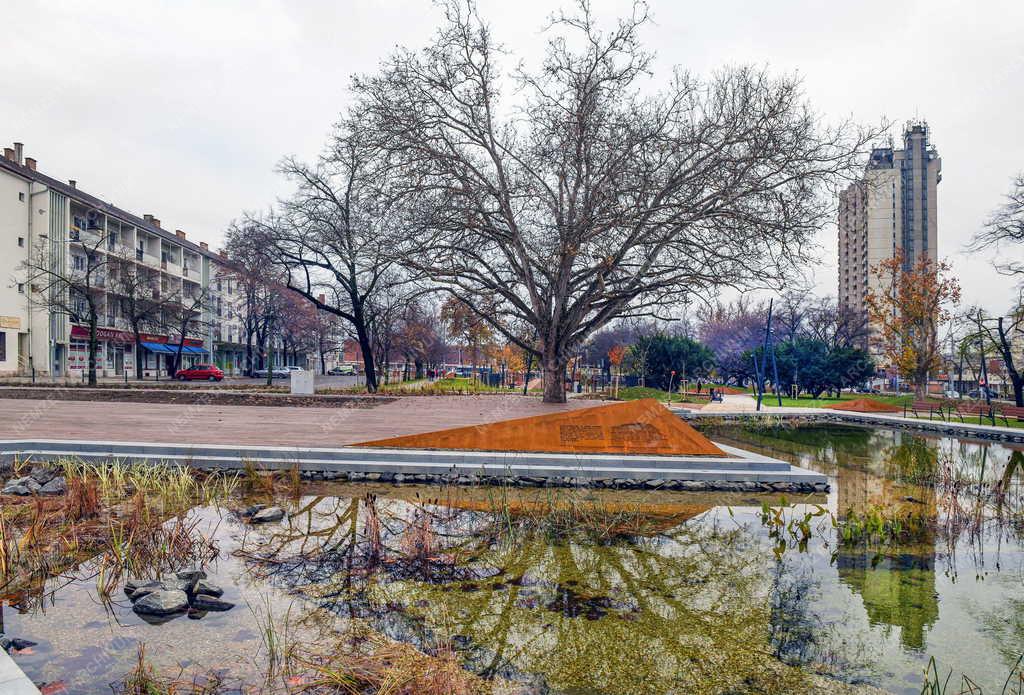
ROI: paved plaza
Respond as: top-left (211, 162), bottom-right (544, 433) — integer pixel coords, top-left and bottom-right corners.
top-left (0, 395), bottom-right (600, 447)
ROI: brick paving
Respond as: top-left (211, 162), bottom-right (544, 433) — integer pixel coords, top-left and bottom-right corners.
top-left (0, 395), bottom-right (602, 448)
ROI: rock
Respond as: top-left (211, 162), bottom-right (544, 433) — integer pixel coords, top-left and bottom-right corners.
top-left (29, 465), bottom-right (56, 485)
top-left (8, 638), bottom-right (36, 652)
top-left (3, 477), bottom-right (41, 496)
top-left (192, 579), bottom-right (224, 597)
top-left (0, 635), bottom-right (9, 651)
top-left (126, 578), bottom-right (190, 600)
top-left (124, 578), bottom-right (150, 597)
top-left (190, 594), bottom-right (235, 612)
top-left (249, 506), bottom-right (285, 523)
top-left (176, 568), bottom-right (207, 587)
top-left (240, 504), bottom-right (266, 518)
top-left (132, 589), bottom-right (190, 616)
top-left (39, 476), bottom-right (67, 496)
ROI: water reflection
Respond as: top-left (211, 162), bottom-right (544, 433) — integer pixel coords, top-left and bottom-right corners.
top-left (3, 424), bottom-right (1024, 694)
top-left (709, 423), bottom-right (1024, 692)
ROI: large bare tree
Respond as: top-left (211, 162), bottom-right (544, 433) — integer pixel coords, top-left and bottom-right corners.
top-left (970, 173), bottom-right (1024, 277)
top-left (355, 1), bottom-right (880, 401)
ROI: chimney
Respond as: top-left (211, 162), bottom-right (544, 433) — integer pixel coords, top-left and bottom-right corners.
top-left (318, 293), bottom-right (326, 304)
top-left (175, 229), bottom-right (186, 240)
top-left (24, 157), bottom-right (36, 171)
top-left (69, 180), bottom-right (76, 189)
top-left (13, 142), bottom-right (23, 165)
top-left (3, 148), bottom-right (13, 161)
top-left (144, 214), bottom-right (161, 228)
top-left (199, 241), bottom-right (209, 250)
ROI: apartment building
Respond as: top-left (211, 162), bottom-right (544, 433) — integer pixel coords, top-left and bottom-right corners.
top-left (0, 140), bottom-right (261, 378)
top-left (838, 122), bottom-right (941, 342)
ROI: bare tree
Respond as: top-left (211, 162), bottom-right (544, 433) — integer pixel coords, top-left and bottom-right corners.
top-left (962, 299), bottom-right (1024, 406)
top-left (246, 124), bottom-right (412, 393)
top-left (166, 284), bottom-right (210, 378)
top-left (970, 173), bottom-right (1024, 277)
top-left (21, 216), bottom-right (111, 385)
top-left (354, 1), bottom-right (880, 401)
top-left (108, 251), bottom-right (168, 379)
top-left (221, 225), bottom-right (283, 380)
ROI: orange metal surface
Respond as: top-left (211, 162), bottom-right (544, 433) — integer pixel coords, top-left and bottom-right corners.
top-left (355, 398), bottom-right (726, 456)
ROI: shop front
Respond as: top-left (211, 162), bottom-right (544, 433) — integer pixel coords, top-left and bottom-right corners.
top-left (68, 325), bottom-right (207, 378)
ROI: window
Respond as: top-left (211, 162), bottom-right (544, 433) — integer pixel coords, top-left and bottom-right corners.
top-left (18, 237), bottom-right (24, 247)
top-left (73, 255), bottom-right (85, 271)
top-left (18, 192), bottom-right (24, 202)
top-left (0, 332), bottom-right (5, 361)
top-left (17, 283), bottom-right (24, 294)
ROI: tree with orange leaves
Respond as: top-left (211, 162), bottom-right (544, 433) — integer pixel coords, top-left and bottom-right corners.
top-left (866, 252), bottom-right (961, 398)
top-left (608, 344), bottom-right (627, 398)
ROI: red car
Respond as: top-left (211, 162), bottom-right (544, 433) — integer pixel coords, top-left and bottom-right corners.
top-left (175, 364), bottom-right (224, 382)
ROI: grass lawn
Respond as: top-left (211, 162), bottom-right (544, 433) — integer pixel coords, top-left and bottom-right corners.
top-left (759, 393), bottom-right (914, 409)
top-left (615, 386), bottom-right (703, 403)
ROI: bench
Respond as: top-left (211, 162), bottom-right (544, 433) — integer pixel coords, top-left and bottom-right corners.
top-left (994, 404), bottom-right (1024, 426)
top-left (906, 400), bottom-right (945, 420)
top-left (952, 401), bottom-right (997, 425)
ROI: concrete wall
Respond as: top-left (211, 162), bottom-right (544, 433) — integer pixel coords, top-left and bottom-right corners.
top-left (0, 168), bottom-right (33, 375)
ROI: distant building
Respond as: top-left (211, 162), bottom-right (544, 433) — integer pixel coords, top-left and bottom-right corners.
top-left (0, 140), bottom-right (307, 378)
top-left (838, 122), bottom-right (941, 345)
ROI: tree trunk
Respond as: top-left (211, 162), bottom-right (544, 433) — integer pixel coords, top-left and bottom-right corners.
top-left (541, 351), bottom-right (567, 404)
top-left (87, 315), bottom-right (99, 386)
top-left (265, 327), bottom-right (274, 386)
top-left (354, 322), bottom-right (377, 392)
top-left (245, 333), bottom-right (254, 377)
top-left (132, 326), bottom-right (144, 380)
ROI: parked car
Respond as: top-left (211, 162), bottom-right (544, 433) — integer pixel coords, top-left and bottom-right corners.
top-left (253, 367), bottom-right (290, 379)
top-left (943, 389), bottom-right (961, 399)
top-left (283, 366), bottom-right (304, 374)
top-left (967, 388), bottom-right (998, 400)
top-left (175, 364), bottom-right (224, 382)
top-left (327, 364), bottom-right (355, 376)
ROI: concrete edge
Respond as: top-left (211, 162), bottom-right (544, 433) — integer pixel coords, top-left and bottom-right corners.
top-left (0, 649), bottom-right (39, 694)
top-left (0, 439), bottom-right (829, 493)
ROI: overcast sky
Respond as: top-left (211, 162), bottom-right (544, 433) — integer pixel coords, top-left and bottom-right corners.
top-left (3, 0), bottom-right (1022, 313)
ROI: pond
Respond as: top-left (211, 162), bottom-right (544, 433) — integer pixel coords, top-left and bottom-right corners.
top-left (1, 423), bottom-right (1023, 694)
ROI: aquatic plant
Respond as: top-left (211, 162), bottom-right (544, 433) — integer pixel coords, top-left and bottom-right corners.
top-left (756, 500), bottom-right (834, 559)
top-left (63, 473), bottom-right (100, 521)
top-left (839, 504), bottom-right (928, 544)
top-left (920, 653), bottom-right (1024, 694)
top-left (116, 642), bottom-right (236, 694)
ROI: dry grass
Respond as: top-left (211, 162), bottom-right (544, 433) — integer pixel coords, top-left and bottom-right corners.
top-left (0, 458), bottom-right (236, 599)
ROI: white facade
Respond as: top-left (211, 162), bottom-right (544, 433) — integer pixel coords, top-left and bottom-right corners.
top-left (0, 142), bottom-right (234, 378)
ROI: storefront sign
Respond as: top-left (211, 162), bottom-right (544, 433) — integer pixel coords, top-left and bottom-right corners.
top-left (69, 325), bottom-right (203, 347)
top-left (0, 316), bottom-right (21, 330)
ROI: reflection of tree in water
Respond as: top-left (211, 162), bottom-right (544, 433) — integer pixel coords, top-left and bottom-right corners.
top-left (835, 544), bottom-right (938, 651)
top-left (239, 494), bottom-right (822, 694)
